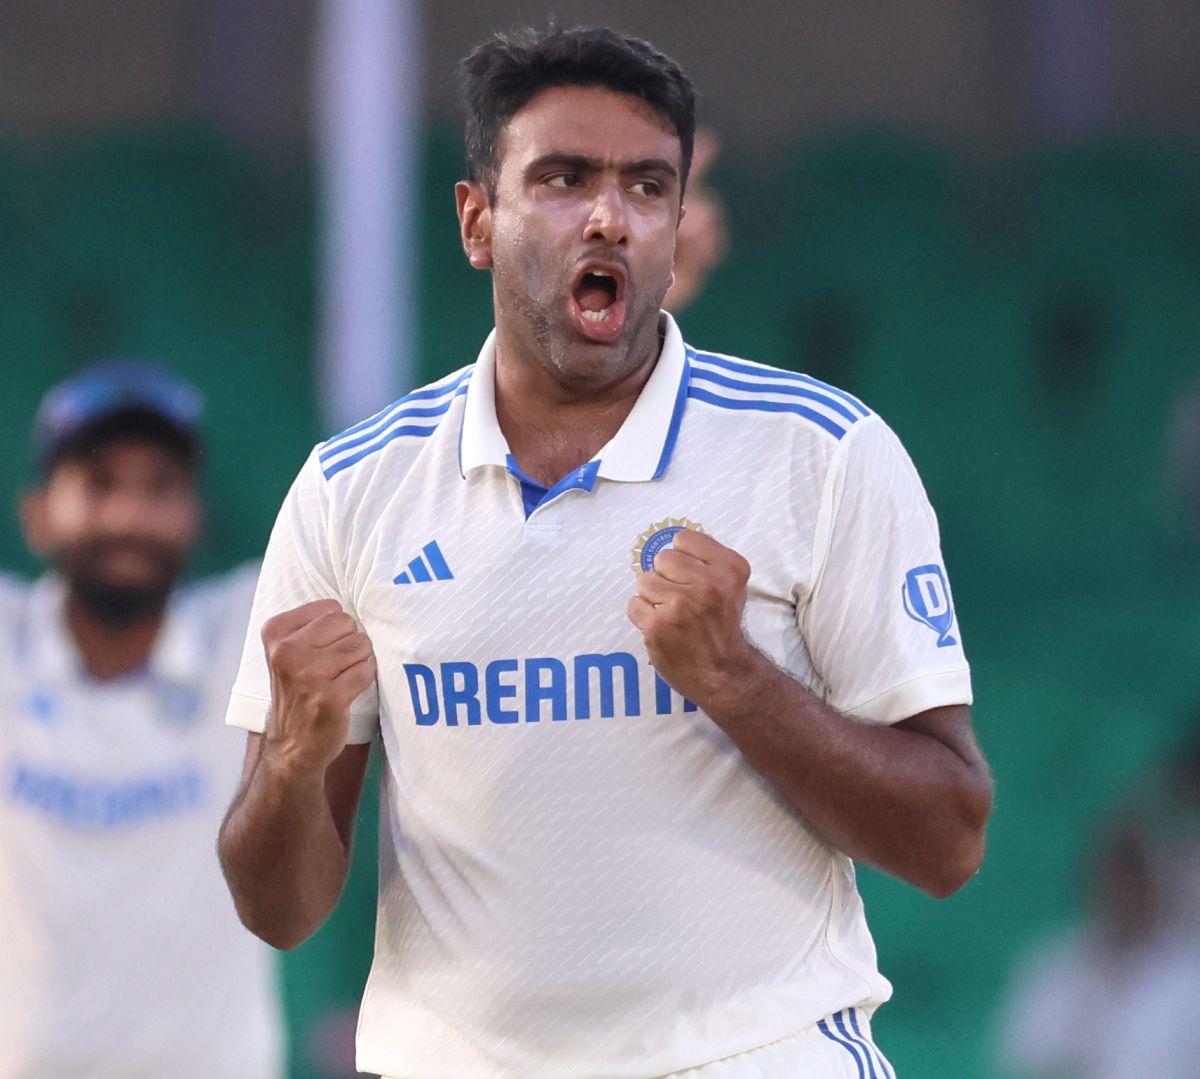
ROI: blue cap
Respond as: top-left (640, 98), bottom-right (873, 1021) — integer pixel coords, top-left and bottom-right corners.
top-left (33, 359), bottom-right (204, 473)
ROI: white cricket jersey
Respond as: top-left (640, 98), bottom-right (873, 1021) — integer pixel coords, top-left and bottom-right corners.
top-left (0, 567), bottom-right (283, 1079)
top-left (228, 313), bottom-right (972, 1079)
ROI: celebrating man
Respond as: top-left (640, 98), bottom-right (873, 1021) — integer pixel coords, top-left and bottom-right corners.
top-left (220, 26), bottom-right (992, 1079)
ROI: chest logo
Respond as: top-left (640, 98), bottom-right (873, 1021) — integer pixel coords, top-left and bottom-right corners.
top-left (394, 540), bottom-right (455, 585)
top-left (632, 518), bottom-right (706, 574)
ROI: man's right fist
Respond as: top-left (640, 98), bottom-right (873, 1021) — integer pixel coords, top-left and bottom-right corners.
top-left (260, 599), bottom-right (377, 775)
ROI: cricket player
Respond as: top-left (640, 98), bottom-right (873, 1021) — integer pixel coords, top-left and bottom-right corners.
top-left (0, 361), bottom-right (283, 1078)
top-left (220, 26), bottom-right (993, 1079)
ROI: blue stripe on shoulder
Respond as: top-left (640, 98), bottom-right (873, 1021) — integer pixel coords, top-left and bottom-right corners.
top-left (686, 385), bottom-right (848, 440)
top-left (318, 397), bottom-right (458, 463)
top-left (322, 381), bottom-right (469, 480)
top-left (320, 368), bottom-right (473, 456)
top-left (690, 350), bottom-right (871, 418)
top-left (688, 365), bottom-right (860, 424)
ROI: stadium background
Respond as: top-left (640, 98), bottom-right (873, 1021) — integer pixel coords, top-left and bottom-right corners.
top-left (3, 1), bottom-right (1199, 1076)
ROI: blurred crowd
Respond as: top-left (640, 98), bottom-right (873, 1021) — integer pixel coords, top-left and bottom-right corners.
top-left (995, 732), bottom-right (1200, 1079)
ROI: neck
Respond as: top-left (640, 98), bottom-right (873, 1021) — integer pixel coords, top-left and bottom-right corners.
top-left (64, 594), bottom-right (165, 681)
top-left (492, 318), bottom-right (663, 487)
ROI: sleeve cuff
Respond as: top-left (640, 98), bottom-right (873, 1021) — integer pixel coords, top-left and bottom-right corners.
top-left (224, 691), bottom-right (379, 745)
top-left (225, 691), bottom-right (270, 734)
top-left (841, 667), bottom-right (973, 726)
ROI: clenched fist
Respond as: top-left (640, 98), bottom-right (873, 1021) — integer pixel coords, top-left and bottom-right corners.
top-left (261, 599), bottom-right (377, 776)
top-left (627, 529), bottom-right (761, 715)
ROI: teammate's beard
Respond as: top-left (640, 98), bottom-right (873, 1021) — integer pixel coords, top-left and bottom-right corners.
top-left (51, 538), bottom-right (185, 629)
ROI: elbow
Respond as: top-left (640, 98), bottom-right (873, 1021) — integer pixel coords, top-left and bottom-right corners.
top-left (217, 843), bottom-right (314, 952)
top-left (919, 832), bottom-right (987, 899)
top-left (919, 775), bottom-right (993, 900)
top-left (256, 927), bottom-right (309, 953)
top-left (236, 906), bottom-right (313, 952)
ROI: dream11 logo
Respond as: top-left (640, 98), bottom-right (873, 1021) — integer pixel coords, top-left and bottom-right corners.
top-left (901, 564), bottom-right (957, 648)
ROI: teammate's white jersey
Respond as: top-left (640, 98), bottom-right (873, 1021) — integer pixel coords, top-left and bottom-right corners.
top-left (0, 567), bottom-right (283, 1079)
top-left (228, 313), bottom-right (972, 1079)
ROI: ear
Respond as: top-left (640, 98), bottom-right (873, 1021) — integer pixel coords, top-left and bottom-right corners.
top-left (19, 489), bottom-right (49, 558)
top-left (456, 180), bottom-right (494, 270)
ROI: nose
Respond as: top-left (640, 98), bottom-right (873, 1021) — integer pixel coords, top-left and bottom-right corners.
top-left (94, 488), bottom-right (153, 538)
top-left (582, 179), bottom-right (630, 246)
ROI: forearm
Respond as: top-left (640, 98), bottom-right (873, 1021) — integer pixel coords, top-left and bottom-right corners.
top-left (705, 651), bottom-right (990, 897)
top-left (218, 755), bottom-right (351, 950)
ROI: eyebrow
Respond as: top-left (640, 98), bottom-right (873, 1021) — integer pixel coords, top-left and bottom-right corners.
top-left (524, 153), bottom-right (679, 181)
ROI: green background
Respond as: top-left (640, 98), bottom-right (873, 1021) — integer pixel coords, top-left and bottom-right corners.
top-left (3, 123), bottom-right (1198, 1078)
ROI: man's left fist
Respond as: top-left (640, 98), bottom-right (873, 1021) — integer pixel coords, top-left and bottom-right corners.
top-left (626, 528), bottom-right (760, 711)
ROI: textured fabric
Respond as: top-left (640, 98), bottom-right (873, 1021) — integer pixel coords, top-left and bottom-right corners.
top-left (228, 313), bottom-right (968, 1078)
top-left (0, 567), bottom-right (283, 1079)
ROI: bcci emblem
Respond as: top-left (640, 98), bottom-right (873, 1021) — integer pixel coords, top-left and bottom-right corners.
top-left (631, 517), bottom-right (705, 574)
top-left (902, 564), bottom-right (957, 648)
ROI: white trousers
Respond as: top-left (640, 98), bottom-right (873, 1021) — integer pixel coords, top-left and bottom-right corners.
top-left (381, 1007), bottom-right (896, 1079)
top-left (665, 1009), bottom-right (896, 1079)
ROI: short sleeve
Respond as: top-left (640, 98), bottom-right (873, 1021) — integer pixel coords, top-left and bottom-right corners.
top-left (802, 416), bottom-right (972, 725)
top-left (225, 450), bottom-right (379, 743)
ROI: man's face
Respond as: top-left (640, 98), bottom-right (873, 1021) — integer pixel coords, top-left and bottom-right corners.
top-left (465, 85), bottom-right (684, 385)
top-left (22, 439), bottom-right (200, 625)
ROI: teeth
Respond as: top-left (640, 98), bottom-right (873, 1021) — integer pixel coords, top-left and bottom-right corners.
top-left (590, 270), bottom-right (613, 279)
top-left (582, 309), bottom-right (610, 322)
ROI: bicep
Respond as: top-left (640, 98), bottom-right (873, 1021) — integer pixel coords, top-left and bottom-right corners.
top-left (236, 732), bottom-right (373, 853)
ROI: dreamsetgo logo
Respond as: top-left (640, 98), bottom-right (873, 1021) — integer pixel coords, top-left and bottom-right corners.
top-left (901, 564), bottom-right (957, 648)
top-left (403, 653), bottom-right (697, 727)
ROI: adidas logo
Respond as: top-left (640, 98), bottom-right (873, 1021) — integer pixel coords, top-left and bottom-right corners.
top-left (394, 541), bottom-right (454, 585)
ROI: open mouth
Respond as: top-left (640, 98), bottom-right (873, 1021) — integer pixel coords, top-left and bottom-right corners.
top-left (569, 262), bottom-right (628, 341)
top-left (575, 271), bottom-right (619, 320)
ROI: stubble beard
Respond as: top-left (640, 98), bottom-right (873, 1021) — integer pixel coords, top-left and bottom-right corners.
top-left (497, 260), bottom-right (668, 391)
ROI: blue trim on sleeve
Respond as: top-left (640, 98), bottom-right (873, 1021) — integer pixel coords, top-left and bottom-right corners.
top-left (686, 385), bottom-right (848, 439)
top-left (690, 350), bottom-right (871, 417)
top-left (318, 398), bottom-right (459, 462)
top-left (322, 368), bottom-right (472, 453)
top-left (688, 365), bottom-right (860, 424)
top-left (322, 382), bottom-right (469, 479)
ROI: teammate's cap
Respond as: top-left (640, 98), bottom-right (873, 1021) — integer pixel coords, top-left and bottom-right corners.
top-left (33, 358), bottom-right (205, 476)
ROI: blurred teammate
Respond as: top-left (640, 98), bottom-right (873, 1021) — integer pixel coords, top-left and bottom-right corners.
top-left (662, 129), bottom-right (726, 312)
top-left (220, 26), bottom-right (992, 1078)
top-left (0, 361), bottom-right (283, 1079)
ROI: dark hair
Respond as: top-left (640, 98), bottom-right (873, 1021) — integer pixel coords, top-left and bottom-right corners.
top-left (459, 26), bottom-right (696, 197)
top-left (42, 408), bottom-right (200, 480)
